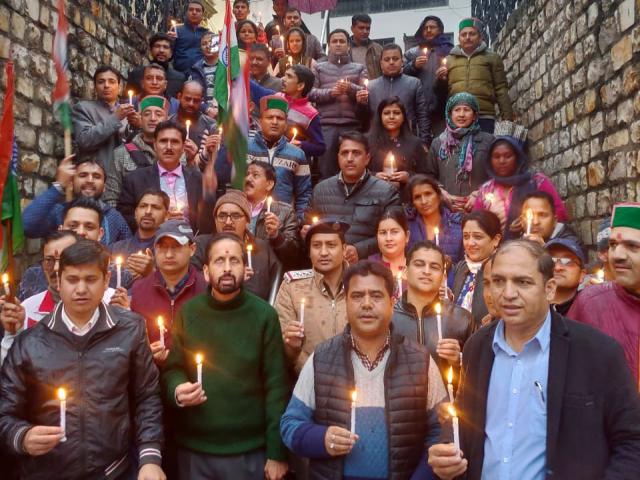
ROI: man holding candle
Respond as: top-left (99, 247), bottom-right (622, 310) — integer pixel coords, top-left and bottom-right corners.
top-left (392, 240), bottom-right (475, 383)
top-left (569, 203), bottom-right (640, 383)
top-left (162, 233), bottom-right (289, 480)
top-left (0, 240), bottom-right (165, 480)
top-left (170, 80), bottom-right (215, 163)
top-left (275, 219), bottom-right (350, 373)
top-left (280, 260), bottom-right (446, 479)
top-left (428, 239), bottom-right (640, 479)
top-left (167, 1), bottom-right (210, 74)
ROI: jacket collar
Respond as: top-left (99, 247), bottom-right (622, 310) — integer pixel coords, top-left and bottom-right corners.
top-left (395, 291), bottom-right (439, 319)
top-left (255, 132), bottom-right (287, 152)
top-left (312, 261), bottom-right (349, 298)
top-left (328, 52), bottom-right (351, 65)
top-left (46, 301), bottom-right (117, 337)
top-left (613, 281), bottom-right (640, 308)
top-left (450, 41), bottom-right (487, 57)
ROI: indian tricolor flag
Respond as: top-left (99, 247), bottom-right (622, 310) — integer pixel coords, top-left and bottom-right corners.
top-left (53, 0), bottom-right (72, 152)
top-left (215, 0), bottom-right (249, 189)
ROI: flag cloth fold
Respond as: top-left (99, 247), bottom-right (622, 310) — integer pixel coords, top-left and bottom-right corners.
top-left (0, 62), bottom-right (25, 271)
top-left (215, 0), bottom-right (249, 189)
top-left (53, 0), bottom-right (72, 133)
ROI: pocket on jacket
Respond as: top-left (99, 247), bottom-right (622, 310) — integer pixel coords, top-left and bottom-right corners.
top-left (353, 200), bottom-right (381, 223)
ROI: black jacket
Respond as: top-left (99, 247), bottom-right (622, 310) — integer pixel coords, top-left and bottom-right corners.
top-left (118, 163), bottom-right (214, 234)
top-left (308, 172), bottom-right (401, 259)
top-left (458, 311), bottom-right (640, 480)
top-left (0, 303), bottom-right (163, 480)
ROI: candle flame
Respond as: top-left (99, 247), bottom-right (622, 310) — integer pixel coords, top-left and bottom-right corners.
top-left (447, 366), bottom-right (453, 384)
top-left (57, 387), bottom-right (66, 401)
top-left (246, 244), bottom-right (253, 252)
top-left (1, 273), bottom-right (8, 284)
top-left (434, 226), bottom-right (439, 235)
top-left (185, 119), bottom-right (191, 128)
top-left (363, 79), bottom-right (369, 87)
top-left (351, 390), bottom-right (357, 402)
top-left (301, 297), bottom-right (306, 305)
top-left (311, 216), bottom-right (319, 224)
top-left (596, 269), bottom-right (605, 281)
top-left (288, 55), bottom-right (293, 64)
top-left (171, 20), bottom-right (176, 27)
top-left (442, 57), bottom-right (447, 66)
top-left (157, 316), bottom-right (164, 328)
top-left (435, 302), bottom-right (442, 315)
top-left (137, 250), bottom-right (143, 256)
top-left (195, 353), bottom-right (203, 365)
top-left (396, 271), bottom-right (402, 280)
top-left (115, 256), bottom-right (123, 266)
top-left (423, 47), bottom-right (428, 54)
top-left (447, 404), bottom-right (457, 418)
top-left (526, 209), bottom-right (534, 222)
top-left (267, 195), bottom-right (273, 206)
top-left (219, 126), bottom-right (223, 135)
top-left (292, 127), bottom-right (298, 136)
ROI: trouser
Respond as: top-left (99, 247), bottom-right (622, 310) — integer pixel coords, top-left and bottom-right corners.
top-left (177, 447), bottom-right (266, 480)
top-left (317, 123), bottom-right (359, 181)
top-left (478, 117), bottom-right (496, 134)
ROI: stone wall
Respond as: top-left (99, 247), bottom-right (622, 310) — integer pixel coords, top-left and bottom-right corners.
top-left (475, 0), bottom-right (639, 256)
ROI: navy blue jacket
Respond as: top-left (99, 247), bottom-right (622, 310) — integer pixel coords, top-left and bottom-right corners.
top-left (172, 23), bottom-right (210, 73)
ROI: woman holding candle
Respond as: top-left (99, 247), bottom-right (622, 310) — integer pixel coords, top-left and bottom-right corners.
top-left (273, 27), bottom-right (316, 77)
top-left (425, 93), bottom-right (494, 212)
top-left (368, 97), bottom-right (428, 199)
top-left (452, 210), bottom-right (502, 327)
top-left (406, 174), bottom-right (463, 268)
top-left (473, 124), bottom-right (567, 238)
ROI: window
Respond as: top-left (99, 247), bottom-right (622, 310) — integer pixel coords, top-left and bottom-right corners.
top-left (334, 0), bottom-right (448, 17)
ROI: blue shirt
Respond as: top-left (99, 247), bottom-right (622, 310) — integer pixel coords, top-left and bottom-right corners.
top-left (482, 311), bottom-right (551, 480)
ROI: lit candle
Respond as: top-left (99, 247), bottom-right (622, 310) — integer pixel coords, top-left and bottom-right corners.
top-left (447, 366), bottom-right (455, 403)
top-left (279, 35), bottom-right (285, 47)
top-left (350, 389), bottom-right (357, 434)
top-left (390, 154), bottom-right (395, 173)
top-left (246, 244), bottom-right (253, 269)
top-left (128, 90), bottom-right (134, 105)
top-left (435, 302), bottom-right (443, 341)
top-left (175, 201), bottom-right (184, 213)
top-left (185, 119), bottom-right (191, 140)
top-left (171, 19), bottom-right (177, 34)
top-left (434, 226), bottom-right (440, 246)
top-left (299, 298), bottom-right (305, 327)
top-left (363, 78), bottom-right (369, 90)
top-left (290, 128), bottom-right (298, 143)
top-left (396, 270), bottom-right (403, 297)
top-left (448, 404), bottom-right (460, 450)
top-left (218, 125), bottom-right (223, 136)
top-left (384, 152), bottom-right (395, 174)
top-left (596, 269), bottom-right (605, 283)
top-left (311, 216), bottom-right (319, 224)
top-left (1, 273), bottom-right (10, 297)
top-left (422, 47), bottom-right (428, 56)
top-left (288, 55), bottom-right (293, 66)
top-left (526, 209), bottom-right (534, 235)
top-left (157, 316), bottom-right (165, 349)
top-left (442, 57), bottom-right (447, 67)
top-left (115, 256), bottom-right (123, 289)
top-left (195, 353), bottom-right (203, 384)
top-left (57, 388), bottom-right (67, 442)
top-left (266, 195), bottom-right (273, 214)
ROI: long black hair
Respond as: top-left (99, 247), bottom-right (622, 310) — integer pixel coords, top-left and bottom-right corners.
top-left (369, 96), bottom-right (411, 145)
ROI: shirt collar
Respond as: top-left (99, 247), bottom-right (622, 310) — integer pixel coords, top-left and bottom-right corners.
top-left (158, 162), bottom-right (183, 177)
top-left (492, 310), bottom-right (552, 356)
top-left (350, 330), bottom-right (391, 371)
top-left (61, 305), bottom-right (100, 336)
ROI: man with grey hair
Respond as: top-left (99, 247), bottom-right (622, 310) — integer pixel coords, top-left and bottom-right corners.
top-left (429, 239), bottom-right (640, 479)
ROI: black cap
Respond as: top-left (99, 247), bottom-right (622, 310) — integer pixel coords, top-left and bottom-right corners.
top-left (306, 219), bottom-right (350, 247)
top-left (154, 219), bottom-right (195, 245)
top-left (545, 237), bottom-right (586, 267)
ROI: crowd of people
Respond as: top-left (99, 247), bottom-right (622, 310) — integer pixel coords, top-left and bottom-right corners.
top-left (1, 1), bottom-right (639, 479)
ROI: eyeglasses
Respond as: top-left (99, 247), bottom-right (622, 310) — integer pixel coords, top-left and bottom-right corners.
top-left (552, 257), bottom-right (579, 267)
top-left (216, 212), bottom-right (245, 222)
top-left (42, 256), bottom-right (59, 269)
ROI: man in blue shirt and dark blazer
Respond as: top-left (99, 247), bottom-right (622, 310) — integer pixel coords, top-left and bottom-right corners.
top-left (428, 239), bottom-right (640, 480)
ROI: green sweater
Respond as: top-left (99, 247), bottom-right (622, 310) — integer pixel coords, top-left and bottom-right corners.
top-left (161, 288), bottom-right (289, 460)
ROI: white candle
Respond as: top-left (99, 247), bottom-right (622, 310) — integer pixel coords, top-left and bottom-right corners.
top-left (396, 271), bottom-right (403, 297)
top-left (2, 273), bottom-right (10, 297)
top-left (422, 47), bottom-right (428, 56)
top-left (442, 57), bottom-right (447, 67)
top-left (350, 390), bottom-right (357, 434)
top-left (266, 196), bottom-right (273, 213)
top-left (157, 316), bottom-right (165, 350)
top-left (290, 128), bottom-right (298, 143)
top-left (363, 78), bottom-right (369, 90)
top-left (246, 244), bottom-right (253, 269)
top-left (288, 55), bottom-right (293, 66)
top-left (448, 405), bottom-right (460, 450)
top-left (447, 366), bottom-right (455, 403)
top-left (435, 302), bottom-right (443, 341)
top-left (115, 256), bottom-right (123, 289)
top-left (185, 119), bottom-right (191, 140)
top-left (384, 153), bottom-right (395, 174)
top-left (58, 388), bottom-right (67, 442)
top-left (525, 209), bottom-right (534, 235)
top-left (434, 226), bottom-right (440, 247)
top-left (596, 269), bottom-right (605, 283)
top-left (299, 298), bottom-right (305, 327)
top-left (196, 353), bottom-right (203, 384)
top-left (128, 90), bottom-right (133, 105)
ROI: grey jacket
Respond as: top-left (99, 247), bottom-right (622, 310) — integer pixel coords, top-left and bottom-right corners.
top-left (308, 53), bottom-right (368, 126)
top-left (308, 172), bottom-right (400, 258)
top-left (72, 100), bottom-right (125, 167)
top-left (305, 33), bottom-right (327, 61)
top-left (367, 73), bottom-right (432, 144)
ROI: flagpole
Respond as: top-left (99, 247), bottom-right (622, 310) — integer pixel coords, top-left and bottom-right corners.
top-left (64, 129), bottom-right (72, 201)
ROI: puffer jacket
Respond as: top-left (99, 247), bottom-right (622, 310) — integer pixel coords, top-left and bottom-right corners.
top-left (251, 199), bottom-right (303, 271)
top-left (0, 302), bottom-right (163, 480)
top-left (308, 172), bottom-right (401, 259)
top-left (367, 73), bottom-right (432, 144)
top-left (308, 53), bottom-right (367, 126)
top-left (446, 43), bottom-right (514, 119)
top-left (392, 295), bottom-right (476, 383)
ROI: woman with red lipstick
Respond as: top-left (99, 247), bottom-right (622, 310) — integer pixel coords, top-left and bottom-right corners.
top-left (368, 207), bottom-right (410, 279)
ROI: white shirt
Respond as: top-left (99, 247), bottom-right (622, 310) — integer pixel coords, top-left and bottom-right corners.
top-left (61, 306), bottom-right (100, 336)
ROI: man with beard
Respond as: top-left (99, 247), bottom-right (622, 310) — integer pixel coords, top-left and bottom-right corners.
top-left (0, 230), bottom-right (123, 364)
top-left (192, 191), bottom-right (281, 301)
top-left (104, 96), bottom-right (169, 207)
top-left (275, 219), bottom-right (349, 374)
top-left (170, 80), bottom-right (215, 163)
top-left (162, 233), bottom-right (289, 480)
top-left (23, 155), bottom-right (131, 245)
top-left (127, 33), bottom-right (187, 99)
top-left (569, 203), bottom-right (640, 385)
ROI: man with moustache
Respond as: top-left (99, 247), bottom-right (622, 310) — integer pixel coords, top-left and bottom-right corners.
top-left (569, 203), bottom-right (640, 384)
top-left (162, 233), bottom-right (289, 480)
top-left (428, 239), bottom-right (640, 480)
top-left (170, 80), bottom-right (215, 163)
top-left (23, 155), bottom-right (131, 245)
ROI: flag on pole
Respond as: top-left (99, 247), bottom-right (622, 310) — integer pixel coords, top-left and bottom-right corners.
top-left (0, 62), bottom-right (25, 271)
top-left (215, 0), bottom-right (249, 189)
top-left (53, 0), bottom-right (72, 153)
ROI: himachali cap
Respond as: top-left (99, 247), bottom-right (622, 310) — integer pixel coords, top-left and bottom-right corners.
top-left (459, 17), bottom-right (484, 32)
top-left (544, 237), bottom-right (586, 267)
top-left (611, 203), bottom-right (640, 230)
top-left (154, 219), bottom-right (195, 245)
top-left (306, 219), bottom-right (350, 247)
top-left (260, 95), bottom-right (289, 115)
top-left (140, 95), bottom-right (169, 112)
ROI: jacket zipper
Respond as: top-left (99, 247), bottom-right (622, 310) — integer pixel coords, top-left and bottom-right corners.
top-left (417, 314), bottom-right (425, 345)
top-left (78, 350), bottom-right (87, 474)
top-left (170, 299), bottom-right (176, 324)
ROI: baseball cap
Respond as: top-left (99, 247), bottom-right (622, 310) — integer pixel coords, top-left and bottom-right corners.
top-left (154, 219), bottom-right (195, 245)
